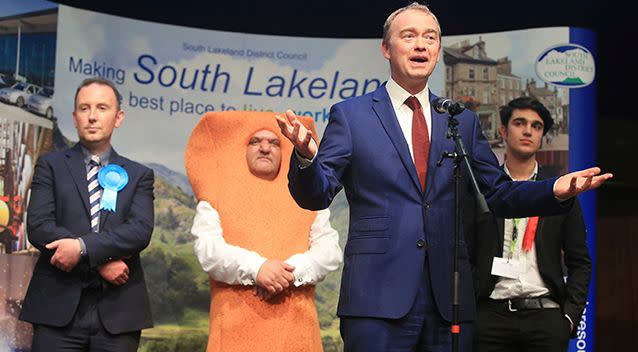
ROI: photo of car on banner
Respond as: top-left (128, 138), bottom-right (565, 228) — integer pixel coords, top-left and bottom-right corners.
top-left (0, 6), bottom-right (58, 351)
top-left (0, 82), bottom-right (40, 109)
top-left (26, 86), bottom-right (54, 120)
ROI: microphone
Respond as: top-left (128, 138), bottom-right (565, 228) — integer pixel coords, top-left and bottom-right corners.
top-left (433, 97), bottom-right (465, 116)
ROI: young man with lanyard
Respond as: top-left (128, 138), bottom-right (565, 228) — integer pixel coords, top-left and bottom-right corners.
top-left (469, 96), bottom-right (591, 352)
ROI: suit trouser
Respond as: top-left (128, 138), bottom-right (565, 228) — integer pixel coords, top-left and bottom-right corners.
top-left (31, 288), bottom-right (140, 352)
top-left (340, 259), bottom-right (474, 352)
top-left (474, 299), bottom-right (571, 352)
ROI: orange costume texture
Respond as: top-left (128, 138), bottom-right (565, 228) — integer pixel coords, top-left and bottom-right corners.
top-left (185, 111), bottom-right (323, 352)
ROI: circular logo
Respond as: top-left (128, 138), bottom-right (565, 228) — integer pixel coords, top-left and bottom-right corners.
top-left (535, 44), bottom-right (595, 88)
top-left (98, 164), bottom-right (129, 191)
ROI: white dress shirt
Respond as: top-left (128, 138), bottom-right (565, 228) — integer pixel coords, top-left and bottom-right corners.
top-left (191, 200), bottom-right (342, 287)
top-left (490, 162), bottom-right (550, 299)
top-left (384, 77), bottom-right (432, 162)
top-left (297, 77), bottom-right (432, 167)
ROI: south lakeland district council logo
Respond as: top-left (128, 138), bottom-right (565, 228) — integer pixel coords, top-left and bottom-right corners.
top-left (535, 44), bottom-right (595, 88)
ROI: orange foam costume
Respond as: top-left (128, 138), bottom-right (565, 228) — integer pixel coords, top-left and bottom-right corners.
top-left (185, 111), bottom-right (323, 352)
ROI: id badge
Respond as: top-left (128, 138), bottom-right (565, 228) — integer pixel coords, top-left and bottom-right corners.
top-left (491, 257), bottom-right (521, 279)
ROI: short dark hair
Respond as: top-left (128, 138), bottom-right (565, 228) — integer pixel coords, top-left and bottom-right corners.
top-left (74, 77), bottom-right (122, 110)
top-left (499, 96), bottom-right (554, 135)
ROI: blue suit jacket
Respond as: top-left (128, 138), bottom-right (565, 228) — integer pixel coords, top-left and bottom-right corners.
top-left (20, 143), bottom-right (154, 334)
top-left (288, 86), bottom-right (568, 322)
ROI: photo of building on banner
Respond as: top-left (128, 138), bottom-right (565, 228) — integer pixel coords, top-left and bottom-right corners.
top-left (1, 2), bottom-right (596, 351)
top-left (441, 35), bottom-right (578, 176)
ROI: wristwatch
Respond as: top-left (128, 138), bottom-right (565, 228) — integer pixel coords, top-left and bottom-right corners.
top-left (77, 238), bottom-right (87, 258)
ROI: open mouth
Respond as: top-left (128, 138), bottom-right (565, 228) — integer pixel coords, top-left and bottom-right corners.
top-left (410, 56), bottom-right (428, 63)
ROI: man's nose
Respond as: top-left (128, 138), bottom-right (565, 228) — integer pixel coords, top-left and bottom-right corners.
top-left (259, 142), bottom-right (271, 152)
top-left (414, 37), bottom-right (427, 50)
top-left (87, 109), bottom-right (98, 121)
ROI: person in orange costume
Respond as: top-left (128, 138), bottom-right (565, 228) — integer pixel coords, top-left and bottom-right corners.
top-left (186, 111), bottom-right (342, 352)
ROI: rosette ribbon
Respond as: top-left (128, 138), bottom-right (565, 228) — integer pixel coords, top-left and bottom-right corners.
top-left (98, 164), bottom-right (129, 212)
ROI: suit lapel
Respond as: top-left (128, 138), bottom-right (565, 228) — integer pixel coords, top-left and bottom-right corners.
top-left (497, 218), bottom-right (505, 254)
top-left (371, 87), bottom-right (422, 193)
top-left (64, 144), bottom-right (91, 217)
top-left (534, 218), bottom-right (544, 258)
top-left (425, 92), bottom-right (448, 199)
top-left (100, 150), bottom-right (127, 229)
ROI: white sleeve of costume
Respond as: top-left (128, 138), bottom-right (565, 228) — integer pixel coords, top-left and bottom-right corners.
top-left (285, 208), bottom-right (342, 287)
top-left (191, 200), bottom-right (266, 285)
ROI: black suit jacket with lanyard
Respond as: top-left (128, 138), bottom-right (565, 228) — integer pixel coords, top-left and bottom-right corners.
top-left (466, 165), bottom-right (591, 337)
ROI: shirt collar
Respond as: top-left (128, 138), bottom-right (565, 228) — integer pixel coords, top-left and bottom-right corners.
top-left (385, 77), bottom-right (430, 111)
top-left (503, 161), bottom-right (538, 181)
top-left (80, 145), bottom-right (111, 166)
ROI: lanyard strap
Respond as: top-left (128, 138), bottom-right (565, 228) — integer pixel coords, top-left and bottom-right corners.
top-left (506, 171), bottom-right (538, 258)
top-left (508, 218), bottom-right (522, 257)
top-left (508, 216), bottom-right (540, 257)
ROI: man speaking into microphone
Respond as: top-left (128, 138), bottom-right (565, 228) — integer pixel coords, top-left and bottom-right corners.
top-left (276, 3), bottom-right (612, 351)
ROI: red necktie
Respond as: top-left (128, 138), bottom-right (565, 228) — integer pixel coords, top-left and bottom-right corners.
top-left (521, 216), bottom-right (539, 252)
top-left (405, 96), bottom-right (430, 191)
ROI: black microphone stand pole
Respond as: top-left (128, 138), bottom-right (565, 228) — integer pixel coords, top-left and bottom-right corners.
top-left (437, 109), bottom-right (489, 352)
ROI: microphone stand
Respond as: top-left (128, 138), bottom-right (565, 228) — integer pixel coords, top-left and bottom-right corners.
top-left (437, 109), bottom-right (490, 352)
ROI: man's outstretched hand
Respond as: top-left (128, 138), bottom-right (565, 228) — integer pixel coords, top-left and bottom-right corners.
top-left (554, 167), bottom-right (613, 200)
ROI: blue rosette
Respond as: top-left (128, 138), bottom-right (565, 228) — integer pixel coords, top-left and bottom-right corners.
top-left (98, 164), bottom-right (129, 212)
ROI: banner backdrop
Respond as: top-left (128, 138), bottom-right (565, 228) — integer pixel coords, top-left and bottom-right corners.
top-left (0, 5), bottom-right (596, 351)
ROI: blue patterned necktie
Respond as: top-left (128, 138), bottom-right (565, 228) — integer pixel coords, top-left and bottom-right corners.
top-left (87, 155), bottom-right (102, 232)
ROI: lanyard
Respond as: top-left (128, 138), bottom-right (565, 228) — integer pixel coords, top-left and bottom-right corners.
top-left (506, 170), bottom-right (537, 259)
top-left (508, 218), bottom-right (522, 259)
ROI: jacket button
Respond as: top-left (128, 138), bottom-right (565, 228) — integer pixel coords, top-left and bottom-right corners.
top-left (423, 202), bottom-right (430, 209)
top-left (416, 239), bottom-right (425, 248)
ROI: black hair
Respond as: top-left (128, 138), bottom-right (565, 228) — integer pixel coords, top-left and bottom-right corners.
top-left (499, 96), bottom-right (554, 135)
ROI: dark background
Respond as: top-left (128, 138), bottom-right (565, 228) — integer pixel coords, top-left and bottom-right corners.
top-left (51, 0), bottom-right (638, 349)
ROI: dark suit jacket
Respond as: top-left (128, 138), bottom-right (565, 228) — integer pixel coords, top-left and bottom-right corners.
top-left (20, 143), bottom-right (154, 334)
top-left (467, 166), bottom-right (591, 337)
top-left (288, 85), bottom-right (570, 322)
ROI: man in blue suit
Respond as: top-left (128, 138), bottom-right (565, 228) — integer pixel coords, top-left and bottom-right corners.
top-left (276, 2), bottom-right (611, 351)
top-left (20, 77), bottom-right (154, 352)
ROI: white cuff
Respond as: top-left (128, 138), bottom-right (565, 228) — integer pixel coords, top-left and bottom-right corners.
top-left (286, 254), bottom-right (312, 287)
top-left (564, 314), bottom-right (574, 332)
top-left (248, 256), bottom-right (268, 285)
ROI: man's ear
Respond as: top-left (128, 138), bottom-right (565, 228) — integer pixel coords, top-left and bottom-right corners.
top-left (381, 41), bottom-right (391, 60)
top-left (499, 125), bottom-right (507, 141)
top-left (114, 110), bottom-right (125, 128)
